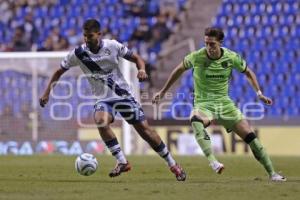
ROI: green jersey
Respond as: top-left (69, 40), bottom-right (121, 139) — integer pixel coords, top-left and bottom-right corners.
top-left (183, 47), bottom-right (247, 104)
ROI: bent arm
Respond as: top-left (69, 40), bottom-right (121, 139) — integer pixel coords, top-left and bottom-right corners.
top-left (42, 68), bottom-right (67, 97)
top-left (125, 52), bottom-right (146, 71)
top-left (244, 67), bottom-right (261, 93)
top-left (244, 67), bottom-right (272, 105)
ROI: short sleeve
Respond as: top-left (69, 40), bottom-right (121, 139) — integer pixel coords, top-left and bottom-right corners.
top-left (232, 53), bottom-right (247, 73)
top-left (112, 40), bottom-right (133, 58)
top-left (183, 53), bottom-right (194, 69)
top-left (60, 49), bottom-right (79, 70)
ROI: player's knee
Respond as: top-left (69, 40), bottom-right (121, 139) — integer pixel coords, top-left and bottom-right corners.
top-left (94, 116), bottom-right (110, 127)
top-left (190, 115), bottom-right (210, 128)
top-left (244, 132), bottom-right (257, 144)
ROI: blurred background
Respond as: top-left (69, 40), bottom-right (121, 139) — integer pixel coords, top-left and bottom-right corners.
top-left (0, 0), bottom-right (299, 156)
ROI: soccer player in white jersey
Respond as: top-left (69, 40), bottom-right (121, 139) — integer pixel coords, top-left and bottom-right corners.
top-left (39, 19), bottom-right (186, 181)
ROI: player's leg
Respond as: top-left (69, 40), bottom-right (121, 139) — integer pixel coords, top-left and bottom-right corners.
top-left (132, 120), bottom-right (186, 181)
top-left (232, 119), bottom-right (275, 175)
top-left (232, 119), bottom-right (286, 181)
top-left (191, 109), bottom-right (224, 174)
top-left (133, 120), bottom-right (175, 167)
top-left (117, 97), bottom-right (186, 180)
top-left (94, 111), bottom-right (115, 140)
top-left (117, 98), bottom-right (178, 168)
top-left (94, 103), bottom-right (131, 177)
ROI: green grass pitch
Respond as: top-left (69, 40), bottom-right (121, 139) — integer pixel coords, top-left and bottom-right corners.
top-left (0, 155), bottom-right (299, 200)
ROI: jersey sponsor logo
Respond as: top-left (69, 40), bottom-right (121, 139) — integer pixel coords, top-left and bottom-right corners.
top-left (90, 72), bottom-right (113, 80)
top-left (205, 74), bottom-right (225, 79)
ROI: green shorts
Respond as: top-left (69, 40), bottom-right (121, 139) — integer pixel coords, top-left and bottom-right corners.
top-left (193, 99), bottom-right (243, 131)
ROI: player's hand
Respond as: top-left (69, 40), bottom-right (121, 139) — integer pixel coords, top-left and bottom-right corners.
top-left (258, 94), bottom-right (273, 105)
top-left (152, 91), bottom-right (165, 104)
top-left (39, 95), bottom-right (49, 107)
top-left (137, 69), bottom-right (148, 82)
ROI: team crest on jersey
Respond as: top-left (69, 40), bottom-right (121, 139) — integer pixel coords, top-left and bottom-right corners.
top-left (103, 48), bottom-right (111, 56)
top-left (221, 61), bottom-right (229, 68)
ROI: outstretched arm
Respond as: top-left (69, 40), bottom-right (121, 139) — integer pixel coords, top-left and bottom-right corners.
top-left (244, 67), bottom-right (272, 105)
top-left (39, 68), bottom-right (67, 107)
top-left (152, 62), bottom-right (187, 104)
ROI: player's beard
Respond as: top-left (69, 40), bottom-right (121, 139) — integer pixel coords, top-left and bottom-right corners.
top-left (87, 40), bottom-right (100, 52)
top-left (87, 42), bottom-right (96, 49)
top-left (209, 49), bottom-right (220, 59)
top-left (208, 50), bottom-right (215, 57)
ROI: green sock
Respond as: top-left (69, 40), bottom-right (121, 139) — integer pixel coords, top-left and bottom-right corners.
top-left (192, 121), bottom-right (217, 163)
top-left (249, 138), bottom-right (275, 176)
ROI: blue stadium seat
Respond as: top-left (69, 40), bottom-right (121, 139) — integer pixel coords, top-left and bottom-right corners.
top-left (166, 0), bottom-right (299, 119)
top-left (0, 0), bottom-right (298, 120)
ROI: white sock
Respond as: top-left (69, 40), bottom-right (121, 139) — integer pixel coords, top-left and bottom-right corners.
top-left (155, 142), bottom-right (176, 167)
top-left (109, 144), bottom-right (127, 164)
top-left (105, 138), bottom-right (127, 164)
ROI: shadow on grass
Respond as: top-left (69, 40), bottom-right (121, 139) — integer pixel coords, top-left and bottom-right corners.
top-left (0, 178), bottom-right (124, 183)
top-left (1, 177), bottom-right (300, 184)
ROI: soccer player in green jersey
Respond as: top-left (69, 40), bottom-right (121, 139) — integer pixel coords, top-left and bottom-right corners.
top-left (152, 27), bottom-right (286, 182)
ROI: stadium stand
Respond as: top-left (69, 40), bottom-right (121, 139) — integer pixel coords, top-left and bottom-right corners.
top-left (166, 0), bottom-right (300, 119)
top-left (0, 0), bottom-right (187, 121)
top-left (0, 0), bottom-right (299, 136)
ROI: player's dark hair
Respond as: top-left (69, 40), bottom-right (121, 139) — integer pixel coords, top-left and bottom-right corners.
top-left (205, 27), bottom-right (224, 42)
top-left (83, 19), bottom-right (101, 32)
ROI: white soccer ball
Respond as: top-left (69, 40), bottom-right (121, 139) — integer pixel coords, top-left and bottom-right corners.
top-left (75, 153), bottom-right (98, 176)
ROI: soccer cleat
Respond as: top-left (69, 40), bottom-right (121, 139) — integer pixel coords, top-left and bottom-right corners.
top-left (109, 162), bottom-right (131, 177)
top-left (209, 161), bottom-right (225, 174)
top-left (170, 163), bottom-right (187, 181)
top-left (270, 173), bottom-right (287, 182)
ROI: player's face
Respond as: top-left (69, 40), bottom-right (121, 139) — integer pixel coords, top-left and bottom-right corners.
top-left (205, 36), bottom-right (221, 58)
top-left (83, 30), bottom-right (101, 48)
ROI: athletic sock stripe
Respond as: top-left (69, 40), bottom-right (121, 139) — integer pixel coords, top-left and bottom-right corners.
top-left (190, 116), bottom-right (204, 123)
top-left (244, 132), bottom-right (257, 144)
top-left (191, 116), bottom-right (210, 128)
top-left (105, 138), bottom-right (119, 148)
top-left (112, 148), bottom-right (121, 156)
top-left (162, 152), bottom-right (169, 158)
top-left (154, 142), bottom-right (165, 152)
top-left (108, 144), bottom-right (121, 152)
top-left (158, 148), bottom-right (168, 157)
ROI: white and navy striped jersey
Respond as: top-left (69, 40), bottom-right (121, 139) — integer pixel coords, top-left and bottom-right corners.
top-left (61, 39), bottom-right (135, 101)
